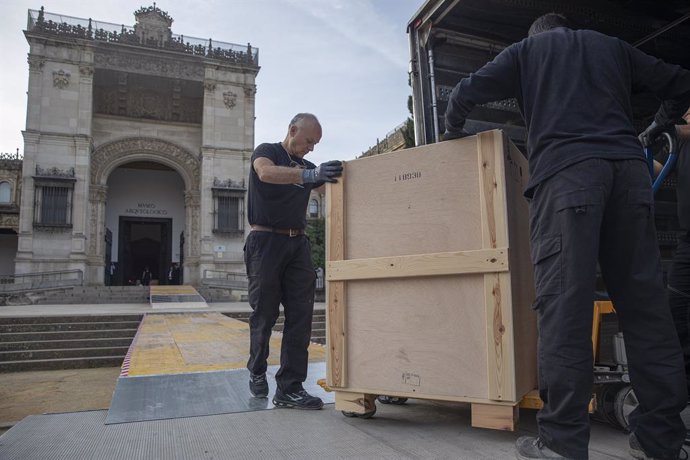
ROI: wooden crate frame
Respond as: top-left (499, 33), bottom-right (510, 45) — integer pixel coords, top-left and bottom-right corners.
top-left (325, 130), bottom-right (537, 430)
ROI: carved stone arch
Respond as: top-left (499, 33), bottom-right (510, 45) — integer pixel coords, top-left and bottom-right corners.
top-left (91, 137), bottom-right (200, 190)
top-left (87, 137), bottom-right (201, 284)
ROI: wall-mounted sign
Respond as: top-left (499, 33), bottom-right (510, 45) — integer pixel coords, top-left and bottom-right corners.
top-left (124, 202), bottom-right (169, 216)
top-left (213, 245), bottom-right (226, 252)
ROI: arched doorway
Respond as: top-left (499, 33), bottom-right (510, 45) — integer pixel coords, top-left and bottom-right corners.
top-left (89, 137), bottom-right (201, 285)
top-left (105, 161), bottom-right (184, 285)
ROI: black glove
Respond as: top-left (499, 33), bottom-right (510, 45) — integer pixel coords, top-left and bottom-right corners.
top-left (639, 120), bottom-right (670, 148)
top-left (441, 129), bottom-right (471, 142)
top-left (302, 160), bottom-right (343, 184)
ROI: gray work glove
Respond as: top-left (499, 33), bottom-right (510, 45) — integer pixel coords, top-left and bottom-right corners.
top-left (639, 120), bottom-right (670, 148)
top-left (441, 129), bottom-right (471, 142)
top-left (302, 160), bottom-right (343, 184)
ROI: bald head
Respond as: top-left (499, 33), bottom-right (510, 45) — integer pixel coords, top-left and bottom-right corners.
top-left (283, 113), bottom-right (322, 157)
top-left (289, 113), bottom-right (320, 129)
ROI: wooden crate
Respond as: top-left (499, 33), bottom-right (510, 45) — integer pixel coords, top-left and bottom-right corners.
top-left (325, 130), bottom-right (537, 431)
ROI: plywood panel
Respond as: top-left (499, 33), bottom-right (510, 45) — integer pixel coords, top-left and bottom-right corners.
top-left (504, 142), bottom-right (537, 398)
top-left (346, 276), bottom-right (488, 400)
top-left (344, 138), bottom-right (482, 260)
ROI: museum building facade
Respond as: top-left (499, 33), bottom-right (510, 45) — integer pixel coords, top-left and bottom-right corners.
top-left (18, 5), bottom-right (259, 285)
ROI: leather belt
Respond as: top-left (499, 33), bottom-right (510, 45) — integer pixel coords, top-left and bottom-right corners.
top-left (251, 225), bottom-right (305, 237)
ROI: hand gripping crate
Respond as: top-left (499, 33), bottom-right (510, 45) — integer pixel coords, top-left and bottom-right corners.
top-left (325, 130), bottom-right (537, 430)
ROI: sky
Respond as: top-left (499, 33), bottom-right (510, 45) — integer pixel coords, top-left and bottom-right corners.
top-left (0, 0), bottom-right (425, 164)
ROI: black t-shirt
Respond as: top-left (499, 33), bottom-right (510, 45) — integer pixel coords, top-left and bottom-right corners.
top-left (247, 142), bottom-right (317, 229)
top-left (445, 27), bottom-right (690, 197)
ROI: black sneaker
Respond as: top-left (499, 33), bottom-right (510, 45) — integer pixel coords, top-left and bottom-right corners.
top-left (629, 433), bottom-right (689, 460)
top-left (515, 436), bottom-right (572, 459)
top-left (249, 373), bottom-right (268, 398)
top-left (272, 388), bottom-right (323, 410)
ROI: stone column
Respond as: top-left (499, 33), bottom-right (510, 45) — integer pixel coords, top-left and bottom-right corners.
top-left (86, 184), bottom-right (107, 284)
top-left (184, 190), bottom-right (201, 283)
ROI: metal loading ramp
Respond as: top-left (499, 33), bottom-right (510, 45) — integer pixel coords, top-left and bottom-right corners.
top-left (149, 285), bottom-right (208, 309)
top-left (106, 311), bottom-right (330, 424)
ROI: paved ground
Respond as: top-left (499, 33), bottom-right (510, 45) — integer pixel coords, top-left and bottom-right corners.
top-left (0, 302), bottom-right (679, 459)
top-left (0, 367), bottom-right (121, 432)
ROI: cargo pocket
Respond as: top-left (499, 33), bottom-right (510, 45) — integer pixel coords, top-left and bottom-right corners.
top-left (244, 233), bottom-right (264, 306)
top-left (554, 187), bottom-right (603, 214)
top-left (530, 235), bottom-right (562, 298)
top-left (627, 188), bottom-right (653, 219)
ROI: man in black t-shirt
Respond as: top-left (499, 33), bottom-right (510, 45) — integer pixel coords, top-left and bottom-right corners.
top-left (444, 13), bottom-right (690, 460)
top-left (245, 113), bottom-right (342, 410)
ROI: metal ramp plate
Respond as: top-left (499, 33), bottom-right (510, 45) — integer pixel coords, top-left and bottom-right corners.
top-left (107, 311), bottom-right (328, 423)
top-left (106, 363), bottom-right (333, 424)
top-left (149, 285), bottom-right (208, 309)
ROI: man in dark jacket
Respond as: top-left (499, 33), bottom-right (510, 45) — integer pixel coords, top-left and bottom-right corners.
top-left (444, 13), bottom-right (690, 460)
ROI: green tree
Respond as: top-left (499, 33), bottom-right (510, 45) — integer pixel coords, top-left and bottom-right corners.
top-left (306, 218), bottom-right (325, 269)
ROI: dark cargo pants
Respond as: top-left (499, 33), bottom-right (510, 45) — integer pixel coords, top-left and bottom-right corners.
top-left (529, 158), bottom-right (686, 460)
top-left (244, 231), bottom-right (316, 393)
top-left (669, 231), bottom-right (690, 395)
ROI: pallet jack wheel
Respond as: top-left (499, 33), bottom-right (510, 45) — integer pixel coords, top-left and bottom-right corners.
top-left (593, 384), bottom-right (624, 427)
top-left (613, 385), bottom-right (638, 431)
top-left (377, 395), bottom-right (408, 405)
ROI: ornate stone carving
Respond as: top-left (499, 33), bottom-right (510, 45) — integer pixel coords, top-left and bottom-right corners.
top-left (223, 91), bottom-right (237, 109)
top-left (52, 69), bottom-right (71, 89)
top-left (79, 65), bottom-right (94, 77)
top-left (94, 51), bottom-right (205, 81)
top-left (35, 165), bottom-right (75, 178)
top-left (134, 4), bottom-right (173, 47)
top-left (27, 56), bottom-right (45, 72)
top-left (243, 85), bottom-right (256, 98)
top-left (0, 214), bottom-right (19, 232)
top-left (213, 177), bottom-right (245, 190)
top-left (94, 75), bottom-right (203, 124)
top-left (204, 82), bottom-right (216, 92)
top-left (89, 184), bottom-right (108, 202)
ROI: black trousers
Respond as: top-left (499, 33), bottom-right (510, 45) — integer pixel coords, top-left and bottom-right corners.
top-left (529, 158), bottom-right (686, 460)
top-left (669, 231), bottom-right (690, 395)
top-left (244, 231), bottom-right (316, 393)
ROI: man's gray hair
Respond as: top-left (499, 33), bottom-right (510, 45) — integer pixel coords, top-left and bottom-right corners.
top-left (528, 13), bottom-right (570, 37)
top-left (289, 113), bottom-right (320, 127)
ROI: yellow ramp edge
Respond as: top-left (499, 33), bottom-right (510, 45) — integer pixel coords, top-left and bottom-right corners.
top-left (126, 311), bottom-right (325, 377)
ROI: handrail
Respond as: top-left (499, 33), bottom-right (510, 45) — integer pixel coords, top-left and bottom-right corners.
top-left (0, 269), bottom-right (84, 293)
top-left (201, 269), bottom-right (248, 290)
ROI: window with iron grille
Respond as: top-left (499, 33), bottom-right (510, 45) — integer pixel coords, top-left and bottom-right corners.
top-left (213, 188), bottom-right (245, 234)
top-left (33, 181), bottom-right (74, 227)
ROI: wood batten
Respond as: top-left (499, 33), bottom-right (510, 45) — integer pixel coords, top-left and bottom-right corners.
top-left (327, 248), bottom-right (508, 281)
top-left (326, 170), bottom-right (346, 389)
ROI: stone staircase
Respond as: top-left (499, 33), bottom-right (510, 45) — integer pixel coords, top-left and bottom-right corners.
top-left (30, 286), bottom-right (151, 305)
top-left (0, 311), bottom-right (326, 372)
top-left (226, 311), bottom-right (327, 345)
top-left (0, 315), bottom-right (142, 372)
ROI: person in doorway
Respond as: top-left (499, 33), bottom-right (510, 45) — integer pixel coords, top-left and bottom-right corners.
top-left (167, 262), bottom-right (180, 285)
top-left (443, 13), bottom-right (690, 460)
top-left (141, 266), bottom-right (152, 287)
top-left (245, 113), bottom-right (342, 409)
